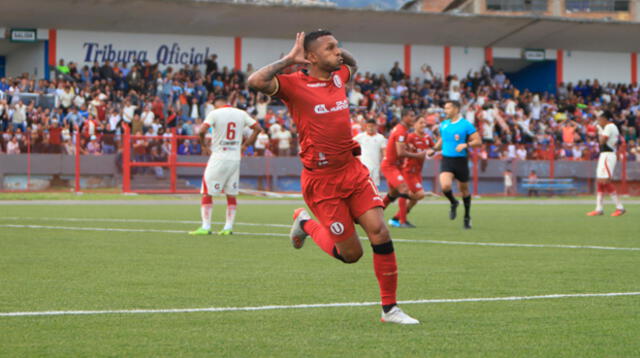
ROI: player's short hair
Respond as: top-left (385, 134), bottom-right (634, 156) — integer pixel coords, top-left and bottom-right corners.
top-left (214, 95), bottom-right (227, 103)
top-left (365, 119), bottom-right (376, 125)
top-left (599, 110), bottom-right (613, 120)
top-left (446, 100), bottom-right (461, 110)
top-left (401, 108), bottom-right (415, 118)
top-left (304, 30), bottom-right (333, 52)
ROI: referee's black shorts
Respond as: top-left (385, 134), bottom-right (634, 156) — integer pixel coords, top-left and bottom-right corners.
top-left (440, 156), bottom-right (470, 182)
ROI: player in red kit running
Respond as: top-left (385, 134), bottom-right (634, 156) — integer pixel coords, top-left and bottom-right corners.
top-left (248, 31), bottom-right (418, 324)
top-left (390, 116), bottom-right (433, 227)
top-left (381, 109), bottom-right (426, 228)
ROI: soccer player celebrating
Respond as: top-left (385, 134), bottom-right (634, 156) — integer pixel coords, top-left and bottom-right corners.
top-left (248, 31), bottom-right (419, 324)
top-left (389, 116), bottom-right (434, 227)
top-left (381, 109), bottom-right (426, 228)
top-left (354, 119), bottom-right (387, 188)
top-left (587, 110), bottom-right (626, 216)
top-left (189, 96), bottom-right (261, 236)
top-left (427, 100), bottom-right (481, 229)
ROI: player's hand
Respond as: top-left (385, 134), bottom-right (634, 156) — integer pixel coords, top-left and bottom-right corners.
top-left (456, 143), bottom-right (468, 152)
top-left (202, 147), bottom-right (211, 156)
top-left (241, 144), bottom-right (248, 154)
top-left (426, 149), bottom-right (435, 158)
top-left (285, 32), bottom-right (311, 66)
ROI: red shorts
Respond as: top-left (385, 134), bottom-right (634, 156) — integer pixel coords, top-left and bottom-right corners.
top-left (381, 163), bottom-right (406, 189)
top-left (301, 158), bottom-right (384, 243)
top-left (403, 171), bottom-right (423, 193)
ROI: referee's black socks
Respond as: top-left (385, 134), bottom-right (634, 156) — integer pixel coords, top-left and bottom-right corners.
top-left (443, 190), bottom-right (457, 205)
top-left (463, 195), bottom-right (471, 218)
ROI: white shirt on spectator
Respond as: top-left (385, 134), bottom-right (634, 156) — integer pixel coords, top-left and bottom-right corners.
top-left (275, 129), bottom-right (292, 150)
top-left (255, 132), bottom-right (270, 150)
top-left (269, 123), bottom-right (282, 137)
top-left (141, 110), bottom-right (155, 127)
top-left (123, 105), bottom-right (137, 123)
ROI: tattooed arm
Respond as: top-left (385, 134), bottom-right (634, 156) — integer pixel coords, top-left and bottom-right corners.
top-left (248, 32), bottom-right (310, 96)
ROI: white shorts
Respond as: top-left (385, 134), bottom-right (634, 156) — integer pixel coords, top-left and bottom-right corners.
top-left (364, 165), bottom-right (381, 187)
top-left (596, 152), bottom-right (617, 180)
top-left (202, 159), bottom-right (240, 196)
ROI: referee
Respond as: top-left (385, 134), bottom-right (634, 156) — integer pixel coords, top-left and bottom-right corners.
top-left (428, 100), bottom-right (481, 229)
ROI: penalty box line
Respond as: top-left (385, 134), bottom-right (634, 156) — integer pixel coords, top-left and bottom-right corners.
top-left (1, 292), bottom-right (639, 318)
top-left (1, 223), bottom-right (639, 252)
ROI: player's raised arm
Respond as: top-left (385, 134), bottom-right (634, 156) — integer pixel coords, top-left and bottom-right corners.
top-left (248, 32), bottom-right (310, 96)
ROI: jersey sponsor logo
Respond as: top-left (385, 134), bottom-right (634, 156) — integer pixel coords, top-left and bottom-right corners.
top-left (307, 82), bottom-right (327, 88)
top-left (333, 75), bottom-right (342, 88)
top-left (313, 99), bottom-right (349, 115)
top-left (330, 222), bottom-right (345, 235)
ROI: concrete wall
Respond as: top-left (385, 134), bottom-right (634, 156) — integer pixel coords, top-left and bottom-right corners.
top-left (564, 50), bottom-right (631, 84)
top-left (6, 42), bottom-right (45, 78)
top-left (30, 29), bottom-right (638, 85)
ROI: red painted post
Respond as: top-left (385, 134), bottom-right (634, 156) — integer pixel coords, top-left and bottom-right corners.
top-left (620, 139), bottom-right (628, 195)
top-left (472, 147), bottom-right (479, 196)
top-left (75, 130), bottom-right (81, 192)
top-left (170, 128), bottom-right (177, 193)
top-left (27, 131), bottom-right (31, 191)
top-left (122, 124), bottom-right (131, 193)
top-left (549, 137), bottom-right (555, 179)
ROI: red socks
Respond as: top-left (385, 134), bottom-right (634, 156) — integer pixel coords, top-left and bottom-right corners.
top-left (372, 241), bottom-right (398, 306)
top-left (397, 198), bottom-right (408, 224)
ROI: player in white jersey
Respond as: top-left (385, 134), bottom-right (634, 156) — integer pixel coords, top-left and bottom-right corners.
top-left (189, 96), bottom-right (262, 235)
top-left (353, 119), bottom-right (387, 188)
top-left (587, 110), bottom-right (626, 217)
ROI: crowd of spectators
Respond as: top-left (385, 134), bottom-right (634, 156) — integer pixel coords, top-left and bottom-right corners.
top-left (1, 55), bottom-right (640, 164)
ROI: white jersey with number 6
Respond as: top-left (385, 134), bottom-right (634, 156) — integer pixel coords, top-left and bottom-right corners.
top-left (204, 107), bottom-right (257, 161)
top-left (202, 107), bottom-right (256, 196)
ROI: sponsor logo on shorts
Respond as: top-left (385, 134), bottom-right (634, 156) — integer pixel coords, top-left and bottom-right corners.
top-left (330, 222), bottom-right (345, 235)
top-left (214, 184), bottom-right (221, 190)
top-left (416, 183), bottom-right (422, 189)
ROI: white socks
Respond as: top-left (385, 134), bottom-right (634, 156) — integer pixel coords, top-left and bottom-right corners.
top-left (595, 192), bottom-right (604, 212)
top-left (224, 204), bottom-right (236, 231)
top-left (610, 192), bottom-right (624, 210)
top-left (201, 204), bottom-right (212, 230)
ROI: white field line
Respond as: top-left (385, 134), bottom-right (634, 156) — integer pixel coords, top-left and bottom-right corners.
top-left (0, 216), bottom-right (290, 228)
top-left (1, 291), bottom-right (639, 318)
top-left (1, 223), bottom-right (639, 252)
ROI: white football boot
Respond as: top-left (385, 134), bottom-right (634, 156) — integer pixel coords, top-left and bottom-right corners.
top-left (381, 306), bottom-right (420, 325)
top-left (290, 208), bottom-right (311, 249)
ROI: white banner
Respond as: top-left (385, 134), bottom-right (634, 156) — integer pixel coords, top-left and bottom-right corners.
top-left (56, 30), bottom-right (235, 68)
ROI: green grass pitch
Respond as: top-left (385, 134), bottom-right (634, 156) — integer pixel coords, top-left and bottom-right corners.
top-left (0, 199), bottom-right (638, 357)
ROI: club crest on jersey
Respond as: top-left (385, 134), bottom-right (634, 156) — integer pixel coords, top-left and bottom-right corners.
top-left (333, 75), bottom-right (342, 88)
top-left (454, 134), bottom-right (460, 141)
top-left (330, 222), bottom-right (345, 235)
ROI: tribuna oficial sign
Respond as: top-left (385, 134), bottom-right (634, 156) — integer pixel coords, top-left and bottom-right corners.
top-left (82, 42), bottom-right (213, 65)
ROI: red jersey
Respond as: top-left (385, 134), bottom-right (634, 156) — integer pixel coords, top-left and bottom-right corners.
top-left (403, 132), bottom-right (434, 174)
top-left (275, 65), bottom-right (358, 170)
top-left (381, 123), bottom-right (409, 168)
